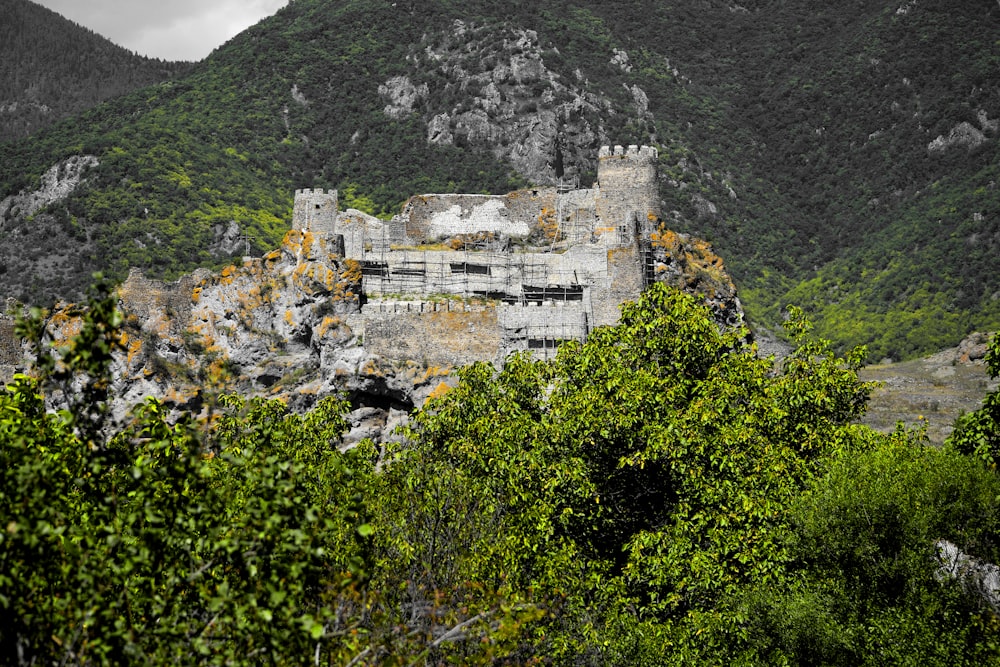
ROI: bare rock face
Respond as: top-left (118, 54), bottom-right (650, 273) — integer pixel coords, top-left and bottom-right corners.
top-left (210, 220), bottom-right (245, 257)
top-left (928, 121), bottom-right (988, 153)
top-left (378, 75), bottom-right (429, 119)
top-left (100, 229), bottom-right (459, 443)
top-left (957, 331), bottom-right (994, 364)
top-left (649, 224), bottom-right (744, 329)
top-left (0, 155), bottom-right (98, 225)
top-left (0, 229), bottom-right (420, 443)
top-left (936, 539), bottom-right (1000, 616)
top-left (386, 20), bottom-right (610, 185)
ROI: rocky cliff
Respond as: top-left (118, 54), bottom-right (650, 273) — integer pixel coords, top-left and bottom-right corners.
top-left (1, 218), bottom-right (742, 443)
top-left (2, 230), bottom-right (439, 444)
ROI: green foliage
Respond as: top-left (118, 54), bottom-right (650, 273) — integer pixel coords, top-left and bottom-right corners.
top-left (950, 333), bottom-right (1000, 468)
top-left (380, 284), bottom-right (892, 662)
top-left (3, 277), bottom-right (999, 663)
top-left (0, 0), bottom-right (190, 143)
top-left (740, 436), bottom-right (1000, 665)
top-left (0, 281), bottom-right (375, 663)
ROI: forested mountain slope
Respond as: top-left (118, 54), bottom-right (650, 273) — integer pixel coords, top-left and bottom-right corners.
top-left (1, 0), bottom-right (998, 360)
top-left (0, 0), bottom-right (190, 143)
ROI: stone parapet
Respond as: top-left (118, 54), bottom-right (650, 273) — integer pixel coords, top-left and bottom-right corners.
top-left (598, 144), bottom-right (659, 161)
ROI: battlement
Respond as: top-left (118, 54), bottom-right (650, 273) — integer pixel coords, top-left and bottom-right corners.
top-left (294, 188), bottom-right (338, 197)
top-left (598, 144), bottom-right (658, 161)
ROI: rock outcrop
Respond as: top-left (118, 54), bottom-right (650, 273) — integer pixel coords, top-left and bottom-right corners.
top-left (382, 20), bottom-right (613, 185)
top-left (649, 225), bottom-right (743, 329)
top-left (1, 229), bottom-right (440, 445)
top-left (0, 155), bottom-right (98, 225)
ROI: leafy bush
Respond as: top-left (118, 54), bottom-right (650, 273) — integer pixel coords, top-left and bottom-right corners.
top-left (2, 280), bottom-right (998, 663)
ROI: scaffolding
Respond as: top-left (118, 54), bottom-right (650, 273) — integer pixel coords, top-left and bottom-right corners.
top-left (502, 304), bottom-right (590, 360)
top-left (352, 214), bottom-right (602, 316)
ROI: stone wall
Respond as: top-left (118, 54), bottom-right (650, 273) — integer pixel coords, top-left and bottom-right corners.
top-left (357, 245), bottom-right (610, 303)
top-left (293, 188), bottom-right (339, 237)
top-left (590, 240), bottom-right (647, 328)
top-left (338, 209), bottom-right (384, 258)
top-left (596, 145), bottom-right (659, 241)
top-left (554, 187), bottom-right (600, 244)
top-left (362, 301), bottom-right (502, 367)
top-left (499, 301), bottom-right (590, 359)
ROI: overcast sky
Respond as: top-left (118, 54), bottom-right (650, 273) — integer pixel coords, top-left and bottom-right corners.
top-left (33, 0), bottom-right (290, 61)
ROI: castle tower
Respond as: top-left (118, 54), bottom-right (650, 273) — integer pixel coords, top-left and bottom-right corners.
top-left (293, 188), bottom-right (339, 237)
top-left (596, 145), bottom-right (659, 244)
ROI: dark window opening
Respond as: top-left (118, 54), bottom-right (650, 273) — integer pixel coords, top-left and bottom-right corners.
top-left (392, 266), bottom-right (426, 276)
top-left (522, 284), bottom-right (584, 303)
top-left (361, 261), bottom-right (388, 277)
top-left (450, 262), bottom-right (491, 275)
top-left (528, 338), bottom-right (568, 350)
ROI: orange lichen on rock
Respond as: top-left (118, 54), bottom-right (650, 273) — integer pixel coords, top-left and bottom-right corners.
top-left (418, 364), bottom-right (453, 384)
top-left (125, 336), bottom-right (144, 366)
top-left (650, 226), bottom-right (682, 251)
top-left (219, 264), bottom-right (239, 286)
top-left (47, 309), bottom-right (84, 346)
top-left (426, 380), bottom-right (452, 400)
top-left (300, 230), bottom-right (315, 258)
top-left (316, 315), bottom-right (341, 340)
top-left (342, 259), bottom-right (362, 284)
top-left (538, 207), bottom-right (560, 242)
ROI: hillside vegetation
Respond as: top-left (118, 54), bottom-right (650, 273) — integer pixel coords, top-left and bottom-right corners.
top-left (1, 0), bottom-right (998, 359)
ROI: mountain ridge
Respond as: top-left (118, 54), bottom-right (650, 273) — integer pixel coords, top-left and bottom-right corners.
top-left (1, 0), bottom-right (998, 360)
top-left (0, 0), bottom-right (191, 143)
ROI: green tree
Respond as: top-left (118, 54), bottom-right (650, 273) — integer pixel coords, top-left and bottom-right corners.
top-left (381, 284), bottom-right (883, 662)
top-left (950, 333), bottom-right (1000, 468)
top-left (0, 281), bottom-right (375, 664)
top-left (739, 435), bottom-right (1000, 665)
top-left (5, 279), bottom-right (997, 664)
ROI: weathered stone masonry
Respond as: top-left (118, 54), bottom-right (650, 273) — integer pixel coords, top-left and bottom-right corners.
top-left (297, 144), bottom-right (662, 366)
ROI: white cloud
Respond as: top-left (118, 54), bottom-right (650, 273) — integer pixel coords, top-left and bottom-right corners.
top-left (32, 0), bottom-right (289, 61)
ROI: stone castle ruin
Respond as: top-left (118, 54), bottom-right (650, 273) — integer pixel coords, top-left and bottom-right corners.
top-left (0, 144), bottom-right (741, 405)
top-left (301, 145), bottom-right (662, 365)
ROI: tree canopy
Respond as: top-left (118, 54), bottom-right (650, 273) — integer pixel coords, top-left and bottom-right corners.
top-left (2, 281), bottom-right (999, 664)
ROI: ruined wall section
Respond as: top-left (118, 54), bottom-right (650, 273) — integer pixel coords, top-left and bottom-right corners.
top-left (362, 300), bottom-right (502, 367)
top-left (0, 316), bottom-right (22, 381)
top-left (554, 187), bottom-right (599, 245)
top-left (403, 194), bottom-right (526, 242)
top-left (590, 238), bottom-right (647, 329)
top-left (118, 269), bottom-right (207, 336)
top-left (338, 209), bottom-right (389, 257)
top-left (293, 188), bottom-right (338, 237)
top-left (596, 145), bottom-right (659, 246)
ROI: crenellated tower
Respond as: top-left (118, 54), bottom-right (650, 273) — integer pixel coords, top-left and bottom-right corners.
top-left (595, 144), bottom-right (659, 244)
top-left (293, 188), bottom-right (339, 237)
